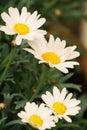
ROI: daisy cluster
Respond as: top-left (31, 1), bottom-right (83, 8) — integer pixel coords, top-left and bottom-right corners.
top-left (0, 7), bottom-right (80, 73)
top-left (18, 86), bottom-right (81, 130)
top-left (0, 7), bottom-right (81, 130)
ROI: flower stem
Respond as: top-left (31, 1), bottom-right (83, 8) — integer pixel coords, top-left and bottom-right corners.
top-left (30, 64), bottom-right (47, 102)
top-left (0, 54), bottom-right (10, 70)
top-left (0, 46), bottom-right (17, 84)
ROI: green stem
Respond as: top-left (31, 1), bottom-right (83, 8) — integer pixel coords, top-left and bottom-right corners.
top-left (0, 54), bottom-right (10, 70)
top-left (0, 46), bottom-right (17, 84)
top-left (30, 64), bottom-right (47, 102)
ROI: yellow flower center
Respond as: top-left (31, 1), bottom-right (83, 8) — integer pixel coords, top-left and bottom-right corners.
top-left (29, 114), bottom-right (43, 127)
top-left (42, 52), bottom-right (60, 64)
top-left (52, 102), bottom-right (66, 115)
top-left (14, 23), bottom-right (30, 35)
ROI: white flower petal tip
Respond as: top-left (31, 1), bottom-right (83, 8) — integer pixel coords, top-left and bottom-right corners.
top-left (17, 102), bottom-right (56, 130)
top-left (24, 35), bottom-right (80, 73)
top-left (41, 86), bottom-right (81, 123)
top-left (0, 7), bottom-right (46, 45)
top-left (63, 116), bottom-right (72, 123)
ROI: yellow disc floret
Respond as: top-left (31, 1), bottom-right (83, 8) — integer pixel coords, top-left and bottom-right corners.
top-left (29, 114), bottom-right (43, 127)
top-left (52, 102), bottom-right (66, 115)
top-left (42, 52), bottom-right (60, 64)
top-left (14, 23), bottom-right (30, 35)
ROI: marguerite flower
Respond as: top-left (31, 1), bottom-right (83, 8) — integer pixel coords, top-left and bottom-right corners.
top-left (41, 86), bottom-right (81, 123)
top-left (0, 7), bottom-right (46, 45)
top-left (24, 35), bottom-right (80, 73)
top-left (18, 102), bottom-right (56, 130)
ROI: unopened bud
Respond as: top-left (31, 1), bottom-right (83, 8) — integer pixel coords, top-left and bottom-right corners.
top-left (0, 102), bottom-right (6, 110)
top-left (54, 9), bottom-right (62, 16)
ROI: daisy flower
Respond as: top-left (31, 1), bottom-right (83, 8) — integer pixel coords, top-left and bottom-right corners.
top-left (0, 7), bottom-right (46, 45)
top-left (24, 35), bottom-right (80, 73)
top-left (18, 102), bottom-right (56, 130)
top-left (41, 86), bottom-right (81, 123)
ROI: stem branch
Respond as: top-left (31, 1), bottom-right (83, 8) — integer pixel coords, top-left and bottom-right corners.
top-left (30, 64), bottom-right (47, 101)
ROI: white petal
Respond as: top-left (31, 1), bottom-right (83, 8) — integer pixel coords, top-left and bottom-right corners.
top-left (41, 92), bottom-right (54, 107)
top-left (67, 51), bottom-right (80, 60)
top-left (8, 7), bottom-right (19, 22)
top-left (30, 18), bottom-right (46, 30)
top-left (55, 64), bottom-right (69, 73)
top-left (28, 37), bottom-right (47, 50)
top-left (1, 12), bottom-right (14, 27)
top-left (38, 104), bottom-right (52, 117)
top-left (65, 106), bottom-right (81, 115)
top-left (61, 46), bottom-right (80, 61)
top-left (60, 61), bottom-right (79, 69)
top-left (64, 93), bottom-right (73, 103)
top-left (55, 38), bottom-right (66, 50)
top-left (23, 48), bottom-right (35, 55)
top-left (17, 111), bottom-right (29, 122)
top-left (63, 115), bottom-right (72, 123)
top-left (66, 99), bottom-right (81, 108)
top-left (31, 30), bottom-right (47, 39)
top-left (48, 35), bottom-right (55, 47)
top-left (53, 86), bottom-right (60, 101)
top-left (25, 102), bottom-right (38, 114)
top-left (26, 11), bottom-right (38, 24)
top-left (23, 33), bottom-right (34, 40)
top-left (59, 88), bottom-right (67, 102)
top-left (0, 26), bottom-right (15, 35)
top-left (15, 35), bottom-right (22, 45)
top-left (20, 7), bottom-right (28, 22)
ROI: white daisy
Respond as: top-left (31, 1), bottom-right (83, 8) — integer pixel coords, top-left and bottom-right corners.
top-left (41, 86), bottom-right (81, 123)
top-left (18, 102), bottom-right (56, 130)
top-left (0, 7), bottom-right (46, 45)
top-left (24, 35), bottom-right (80, 73)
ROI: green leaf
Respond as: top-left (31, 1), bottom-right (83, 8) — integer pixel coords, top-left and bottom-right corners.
top-left (58, 73), bottom-right (74, 83)
top-left (61, 123), bottom-right (80, 128)
top-left (5, 119), bottom-right (24, 127)
top-left (15, 100), bottom-right (27, 110)
top-left (0, 117), bottom-right (7, 125)
top-left (59, 83), bottom-right (81, 92)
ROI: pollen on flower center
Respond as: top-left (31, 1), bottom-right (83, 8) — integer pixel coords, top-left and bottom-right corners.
top-left (52, 102), bottom-right (66, 115)
top-left (42, 52), bottom-right (60, 64)
top-left (29, 114), bottom-right (43, 127)
top-left (14, 23), bottom-right (30, 35)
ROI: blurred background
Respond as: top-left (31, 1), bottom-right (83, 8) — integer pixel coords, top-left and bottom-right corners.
top-left (0, 0), bottom-right (87, 130)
